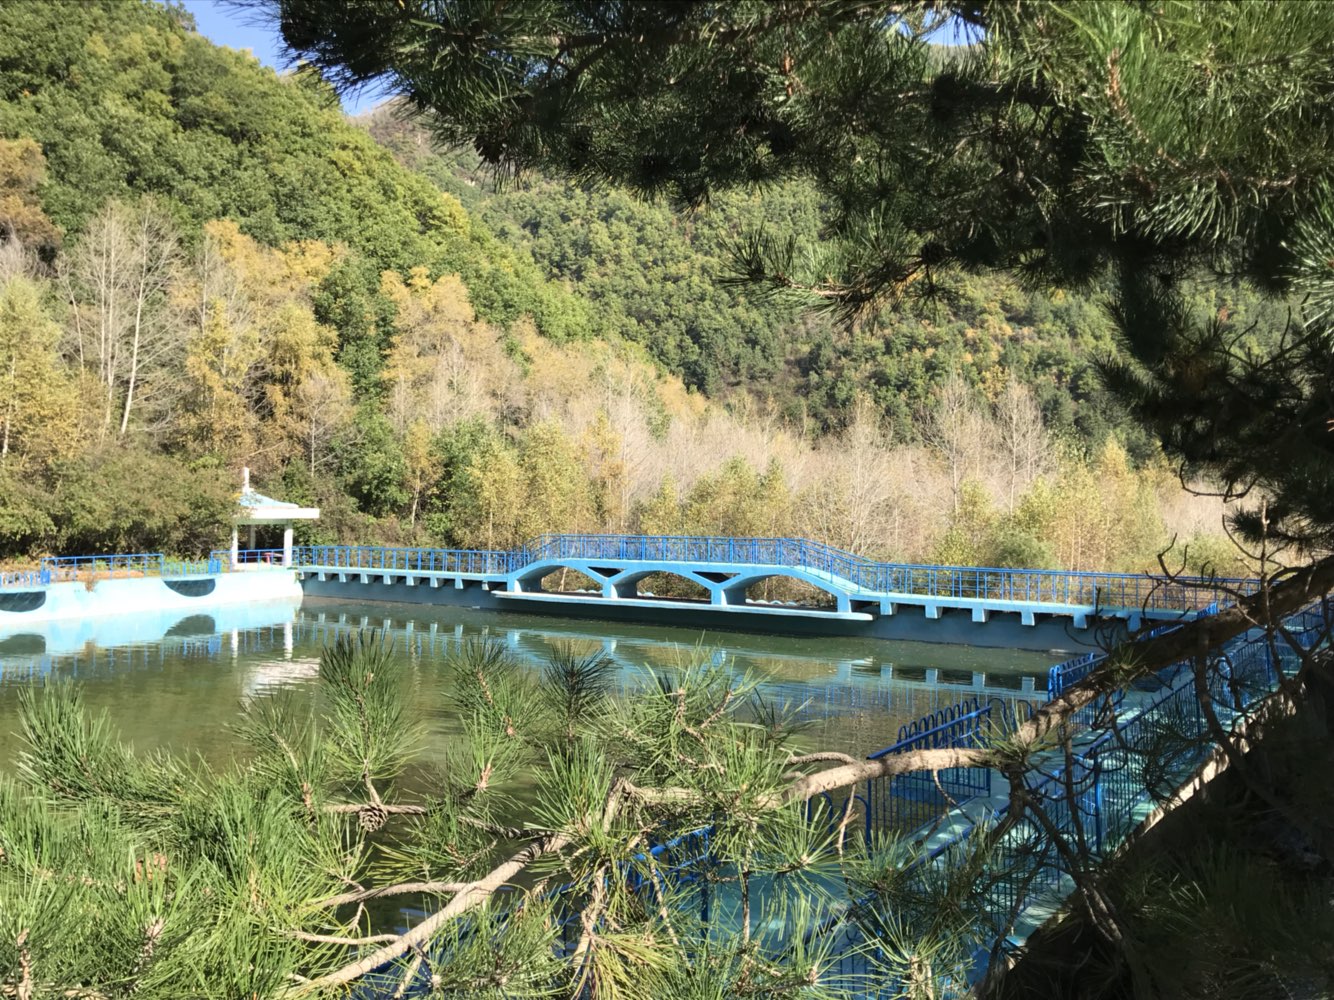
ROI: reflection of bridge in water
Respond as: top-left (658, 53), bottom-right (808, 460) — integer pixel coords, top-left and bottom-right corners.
top-left (0, 603), bottom-right (1045, 731)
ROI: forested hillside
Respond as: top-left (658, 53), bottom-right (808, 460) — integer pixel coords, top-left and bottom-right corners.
top-left (0, 0), bottom-right (1250, 575)
top-left (367, 106), bottom-right (1257, 458)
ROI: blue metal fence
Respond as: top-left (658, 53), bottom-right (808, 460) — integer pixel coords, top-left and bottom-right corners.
top-left (283, 534), bottom-right (1254, 613)
top-left (787, 601), bottom-right (1328, 999)
top-left (0, 554), bottom-right (229, 590)
top-left (864, 697), bottom-right (1001, 837)
top-left (0, 567), bottom-right (50, 588)
top-left (289, 544), bottom-right (512, 576)
top-left (4, 535), bottom-right (1257, 614)
top-left (15, 553), bottom-right (226, 586)
top-left (211, 548), bottom-right (285, 568)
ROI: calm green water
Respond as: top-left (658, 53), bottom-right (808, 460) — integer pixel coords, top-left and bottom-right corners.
top-left (0, 596), bottom-right (1063, 934)
top-left (0, 596), bottom-right (1061, 772)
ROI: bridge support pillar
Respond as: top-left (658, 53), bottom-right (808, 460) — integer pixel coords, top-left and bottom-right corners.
top-left (719, 582), bottom-right (748, 607)
top-left (1072, 613), bottom-right (1089, 629)
top-left (923, 604), bottom-right (942, 620)
top-left (1021, 610), bottom-right (1036, 627)
top-left (611, 578), bottom-right (641, 600)
top-left (971, 607), bottom-right (989, 624)
top-left (879, 600), bottom-right (898, 616)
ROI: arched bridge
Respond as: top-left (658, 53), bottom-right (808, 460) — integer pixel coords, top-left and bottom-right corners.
top-left (286, 534), bottom-right (1250, 632)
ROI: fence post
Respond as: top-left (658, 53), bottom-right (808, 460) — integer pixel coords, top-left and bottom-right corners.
top-left (1091, 759), bottom-right (1104, 855)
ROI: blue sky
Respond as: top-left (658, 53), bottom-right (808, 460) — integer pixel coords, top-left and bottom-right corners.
top-left (178, 0), bottom-right (389, 114)
top-left (177, 0), bottom-right (972, 116)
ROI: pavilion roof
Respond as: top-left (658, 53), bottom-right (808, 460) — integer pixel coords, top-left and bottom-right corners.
top-left (235, 487), bottom-right (320, 523)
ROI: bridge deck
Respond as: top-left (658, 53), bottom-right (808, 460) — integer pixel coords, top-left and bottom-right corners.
top-left (286, 534), bottom-right (1249, 632)
top-left (0, 535), bottom-right (1250, 637)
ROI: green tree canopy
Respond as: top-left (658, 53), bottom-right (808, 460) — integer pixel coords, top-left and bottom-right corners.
top-left (268, 0), bottom-right (1334, 547)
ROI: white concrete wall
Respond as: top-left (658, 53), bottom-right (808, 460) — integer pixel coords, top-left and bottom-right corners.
top-left (0, 570), bottom-right (302, 626)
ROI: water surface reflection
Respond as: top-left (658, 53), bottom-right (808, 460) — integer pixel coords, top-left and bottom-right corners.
top-left (0, 596), bottom-right (1063, 766)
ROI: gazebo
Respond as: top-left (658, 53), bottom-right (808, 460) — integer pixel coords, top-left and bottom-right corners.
top-left (231, 467), bottom-right (320, 569)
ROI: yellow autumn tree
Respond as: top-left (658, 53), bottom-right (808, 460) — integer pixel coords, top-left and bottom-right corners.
top-left (517, 419), bottom-right (593, 539)
top-left (582, 410), bottom-right (629, 531)
top-left (178, 221), bottom-right (347, 467)
top-left (933, 479), bottom-right (998, 567)
top-left (381, 267), bottom-right (499, 432)
top-left (402, 418), bottom-right (440, 528)
top-left (637, 475), bottom-right (687, 536)
top-left (0, 277), bottom-right (77, 470)
top-left (459, 436), bottom-right (525, 550)
top-left (0, 138), bottom-right (60, 251)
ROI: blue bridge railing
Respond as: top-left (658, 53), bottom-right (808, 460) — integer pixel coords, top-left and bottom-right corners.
top-left (6, 536), bottom-right (1255, 614)
top-left (0, 567), bottom-right (50, 589)
top-left (825, 596), bottom-right (1332, 995)
top-left (514, 534), bottom-right (1252, 611)
top-left (212, 548), bottom-right (285, 567)
top-left (285, 534), bottom-right (1255, 613)
top-left (0, 553), bottom-right (223, 590)
top-left (288, 544), bottom-right (512, 576)
top-left (863, 696), bottom-right (1001, 836)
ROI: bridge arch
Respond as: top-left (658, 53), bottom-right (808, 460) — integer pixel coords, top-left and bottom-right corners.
top-left (507, 560), bottom-right (859, 611)
top-left (510, 560), bottom-right (719, 601)
top-left (716, 569), bottom-right (855, 613)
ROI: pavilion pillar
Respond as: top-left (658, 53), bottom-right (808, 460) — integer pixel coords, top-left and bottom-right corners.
top-left (248, 525), bottom-right (257, 550)
top-left (282, 524), bottom-right (294, 568)
top-left (230, 525), bottom-right (239, 568)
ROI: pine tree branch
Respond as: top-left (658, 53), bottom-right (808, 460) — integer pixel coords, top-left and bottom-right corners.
top-left (324, 802), bottom-right (427, 817)
top-left (296, 831), bottom-right (574, 992)
top-left (323, 801), bottom-right (542, 840)
top-left (315, 880), bottom-right (472, 909)
top-left (283, 929), bottom-right (403, 946)
top-left (300, 553), bottom-right (1334, 991)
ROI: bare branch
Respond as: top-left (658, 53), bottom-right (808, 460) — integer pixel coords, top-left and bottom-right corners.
top-left (316, 880), bottom-right (472, 909)
top-left (297, 832), bottom-right (574, 992)
top-left (283, 929), bottom-right (403, 947)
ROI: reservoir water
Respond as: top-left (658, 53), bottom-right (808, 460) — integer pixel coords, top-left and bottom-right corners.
top-left (0, 594), bottom-right (1068, 939)
top-left (0, 595), bottom-right (1063, 769)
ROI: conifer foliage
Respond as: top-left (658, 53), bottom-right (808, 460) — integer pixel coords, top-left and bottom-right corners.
top-left (0, 633), bottom-right (912, 998)
top-left (270, 0), bottom-right (1334, 545)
